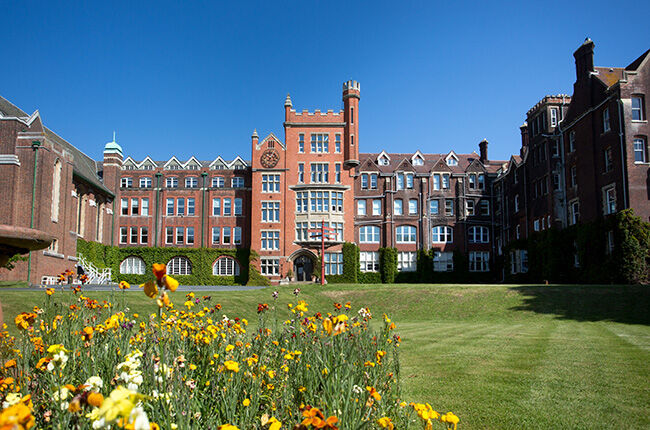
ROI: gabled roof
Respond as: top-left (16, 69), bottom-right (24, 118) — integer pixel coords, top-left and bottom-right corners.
top-left (259, 133), bottom-right (285, 150)
top-left (358, 158), bottom-right (380, 173)
top-left (122, 157), bottom-right (138, 168)
top-left (625, 49), bottom-right (650, 71)
top-left (140, 156), bottom-right (156, 168)
top-left (360, 151), bottom-right (507, 174)
top-left (163, 156), bottom-right (183, 169)
top-left (411, 150), bottom-right (425, 166)
top-left (230, 156), bottom-right (248, 168)
top-left (184, 156), bottom-right (202, 168)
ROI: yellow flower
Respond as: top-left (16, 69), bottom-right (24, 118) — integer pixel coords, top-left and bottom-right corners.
top-left (242, 398), bottom-right (250, 407)
top-left (322, 318), bottom-right (333, 335)
top-left (377, 417), bottom-right (394, 429)
top-left (0, 396), bottom-right (35, 429)
top-left (440, 412), bottom-right (459, 429)
top-left (97, 386), bottom-right (143, 424)
top-left (366, 386), bottom-right (381, 402)
top-left (119, 281), bottom-right (130, 290)
top-left (224, 360), bottom-right (240, 373)
top-left (218, 425), bottom-right (240, 430)
top-left (162, 275), bottom-right (179, 292)
top-left (142, 281), bottom-right (158, 298)
top-left (225, 344), bottom-right (234, 352)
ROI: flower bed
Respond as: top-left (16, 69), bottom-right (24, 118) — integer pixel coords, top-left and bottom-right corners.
top-left (0, 265), bottom-right (458, 429)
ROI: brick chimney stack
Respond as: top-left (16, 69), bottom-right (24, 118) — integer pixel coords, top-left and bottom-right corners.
top-left (343, 80), bottom-right (360, 168)
top-left (479, 139), bottom-right (488, 163)
top-left (519, 123), bottom-right (529, 158)
top-left (573, 38), bottom-right (595, 82)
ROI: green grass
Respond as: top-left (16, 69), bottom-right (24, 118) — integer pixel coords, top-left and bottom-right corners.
top-left (1, 283), bottom-right (649, 429)
top-left (0, 280), bottom-right (27, 288)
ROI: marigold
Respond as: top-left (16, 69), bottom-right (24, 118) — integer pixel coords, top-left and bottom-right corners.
top-left (377, 417), bottom-right (394, 429)
top-left (218, 425), bottom-right (240, 430)
top-left (119, 281), bottom-right (130, 290)
top-left (14, 312), bottom-right (36, 330)
top-left (87, 392), bottom-right (104, 408)
top-left (224, 360), bottom-right (240, 373)
top-left (152, 263), bottom-right (166, 280)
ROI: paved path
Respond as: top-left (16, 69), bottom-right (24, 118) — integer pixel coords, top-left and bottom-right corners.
top-left (2, 284), bottom-right (268, 292)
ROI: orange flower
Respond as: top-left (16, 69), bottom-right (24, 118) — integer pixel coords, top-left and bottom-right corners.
top-left (81, 326), bottom-right (94, 342)
top-left (366, 386), bottom-right (381, 402)
top-left (152, 263), bottom-right (166, 280)
top-left (87, 392), bottom-right (104, 408)
top-left (119, 281), bottom-right (130, 290)
top-left (45, 288), bottom-right (55, 296)
top-left (14, 312), bottom-right (37, 330)
top-left (4, 359), bottom-right (16, 369)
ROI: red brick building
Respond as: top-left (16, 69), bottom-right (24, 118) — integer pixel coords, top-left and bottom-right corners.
top-left (497, 39), bottom-right (650, 276)
top-left (1, 40), bottom-right (647, 284)
top-left (0, 97), bottom-right (114, 283)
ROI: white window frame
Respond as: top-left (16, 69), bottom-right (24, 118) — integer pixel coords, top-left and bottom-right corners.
top-left (433, 251), bottom-right (453, 272)
top-left (213, 257), bottom-right (240, 276)
top-left (432, 226), bottom-right (453, 243)
top-left (603, 185), bottom-right (616, 215)
top-left (394, 199), bottom-right (403, 215)
top-left (139, 177), bottom-right (152, 188)
top-left (397, 252), bottom-right (417, 272)
top-left (260, 258), bottom-right (280, 276)
top-left (357, 199), bottom-right (367, 216)
top-left (634, 137), bottom-right (647, 163)
top-left (372, 199), bottom-right (381, 216)
top-left (185, 177), bottom-right (198, 188)
top-left (468, 226), bottom-right (489, 243)
top-left (359, 225), bottom-right (380, 243)
top-left (120, 256), bottom-right (146, 275)
top-left (360, 251), bottom-right (379, 272)
top-left (165, 177), bottom-right (178, 188)
top-left (396, 225), bottom-right (416, 243)
top-left (260, 230), bottom-right (280, 250)
top-left (408, 199), bottom-right (418, 214)
top-left (469, 251), bottom-right (490, 272)
top-left (167, 257), bottom-right (192, 275)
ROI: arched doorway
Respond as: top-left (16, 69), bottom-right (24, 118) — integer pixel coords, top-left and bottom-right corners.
top-left (294, 255), bottom-right (314, 282)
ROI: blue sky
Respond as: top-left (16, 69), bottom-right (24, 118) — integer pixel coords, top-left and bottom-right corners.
top-left (2, 1), bottom-right (649, 162)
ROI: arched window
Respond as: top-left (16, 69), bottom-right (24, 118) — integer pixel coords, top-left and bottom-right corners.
top-left (167, 256), bottom-right (192, 275)
top-left (468, 226), bottom-right (489, 243)
top-left (120, 256), bottom-right (146, 274)
top-left (213, 257), bottom-right (241, 276)
top-left (432, 226), bottom-right (453, 243)
top-left (51, 159), bottom-right (62, 222)
top-left (396, 225), bottom-right (416, 243)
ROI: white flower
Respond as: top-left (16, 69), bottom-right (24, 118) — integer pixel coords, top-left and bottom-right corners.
top-left (130, 405), bottom-right (150, 430)
top-left (84, 376), bottom-right (103, 392)
top-left (2, 392), bottom-right (21, 409)
top-left (352, 385), bottom-right (363, 394)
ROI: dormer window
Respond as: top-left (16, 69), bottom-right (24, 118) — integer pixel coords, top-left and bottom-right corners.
top-left (447, 157), bottom-right (458, 166)
top-left (377, 152), bottom-right (390, 166)
top-left (413, 158), bottom-right (423, 166)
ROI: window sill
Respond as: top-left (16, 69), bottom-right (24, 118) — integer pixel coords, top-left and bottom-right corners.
top-left (630, 120), bottom-right (647, 123)
top-left (43, 251), bottom-right (65, 259)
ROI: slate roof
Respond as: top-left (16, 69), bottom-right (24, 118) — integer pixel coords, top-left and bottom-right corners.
top-left (359, 152), bottom-right (507, 174)
top-left (0, 95), bottom-right (113, 196)
top-left (594, 67), bottom-right (625, 87)
top-left (122, 157), bottom-right (251, 168)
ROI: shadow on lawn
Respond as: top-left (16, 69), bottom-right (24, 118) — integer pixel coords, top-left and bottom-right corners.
top-left (509, 285), bottom-right (650, 325)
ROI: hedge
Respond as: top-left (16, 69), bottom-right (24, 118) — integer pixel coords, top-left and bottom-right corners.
top-left (77, 239), bottom-right (270, 286)
top-left (504, 209), bottom-right (649, 284)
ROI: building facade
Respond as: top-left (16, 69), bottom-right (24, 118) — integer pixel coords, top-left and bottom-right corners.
top-left (1, 40), bottom-right (648, 284)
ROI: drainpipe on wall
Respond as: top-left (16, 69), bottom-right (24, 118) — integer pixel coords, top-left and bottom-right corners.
top-left (27, 140), bottom-right (43, 285)
top-left (154, 173), bottom-right (162, 246)
top-left (201, 172), bottom-right (208, 247)
top-left (617, 99), bottom-right (629, 209)
top-left (110, 199), bottom-right (115, 247)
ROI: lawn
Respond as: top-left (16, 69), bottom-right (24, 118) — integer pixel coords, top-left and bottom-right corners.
top-left (1, 283), bottom-right (649, 429)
